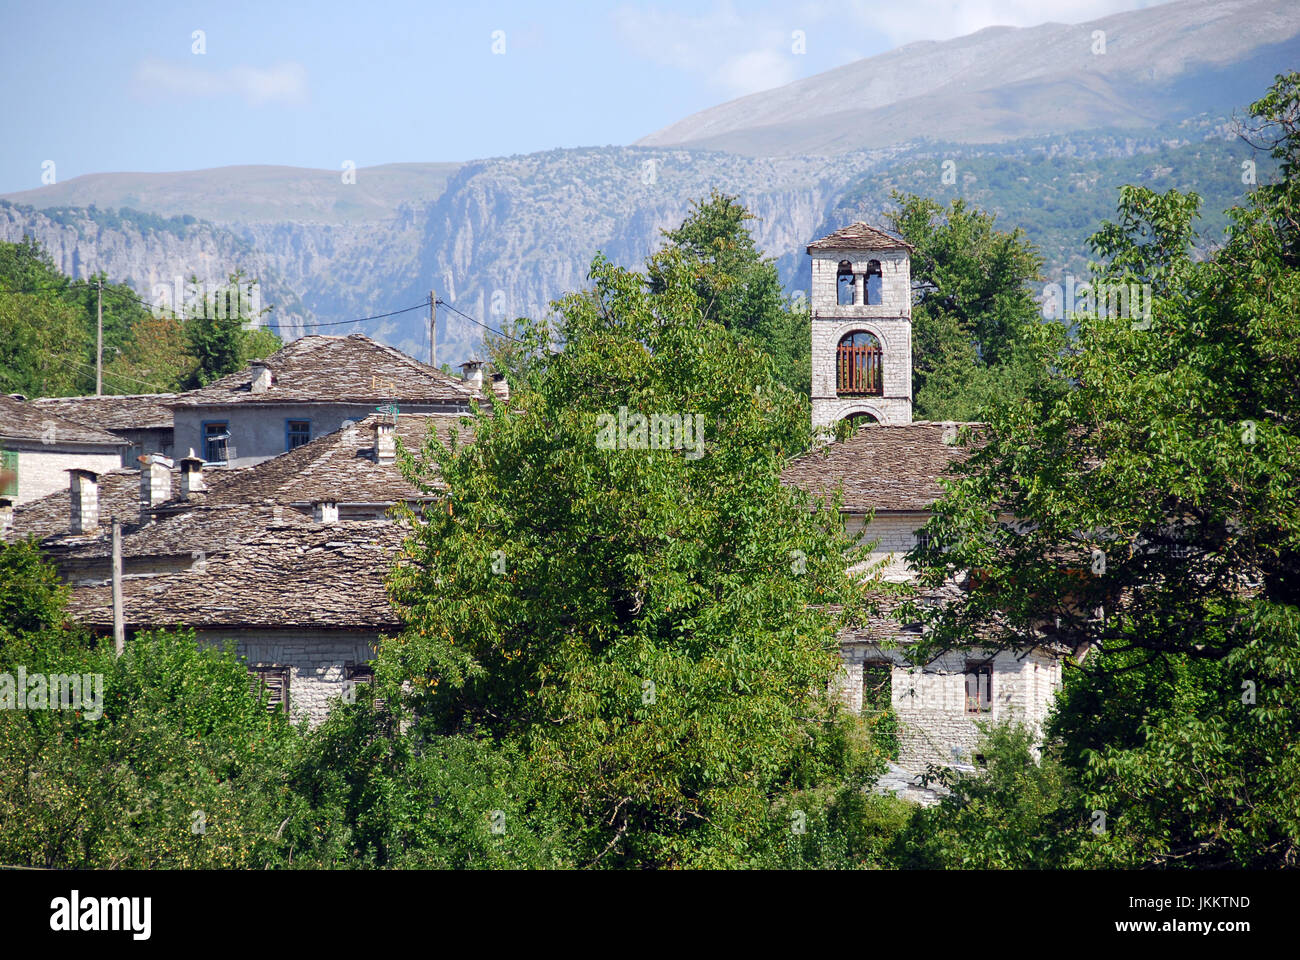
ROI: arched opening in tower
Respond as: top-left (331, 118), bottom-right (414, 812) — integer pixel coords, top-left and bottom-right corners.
top-left (837, 260), bottom-right (855, 305)
top-left (836, 331), bottom-right (883, 396)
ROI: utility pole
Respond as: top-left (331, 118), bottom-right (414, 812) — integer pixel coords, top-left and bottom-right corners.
top-left (430, 288), bottom-right (437, 369)
top-left (96, 277), bottom-right (103, 396)
top-left (111, 516), bottom-right (124, 656)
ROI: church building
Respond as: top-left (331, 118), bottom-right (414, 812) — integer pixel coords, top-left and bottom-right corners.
top-left (786, 223), bottom-right (1066, 794)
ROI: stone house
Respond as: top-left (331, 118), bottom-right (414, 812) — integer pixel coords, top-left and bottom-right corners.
top-left (785, 223), bottom-right (1067, 780)
top-left (12, 412), bottom-right (462, 724)
top-left (0, 394), bottom-right (128, 505)
top-left (32, 393), bottom-right (181, 466)
top-left (168, 334), bottom-right (482, 468)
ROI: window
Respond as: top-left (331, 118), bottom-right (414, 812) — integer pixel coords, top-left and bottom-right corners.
top-left (837, 260), bottom-right (855, 305)
top-left (286, 419), bottom-right (311, 451)
top-left (965, 661), bottom-right (993, 714)
top-left (0, 448), bottom-right (17, 498)
top-left (345, 662), bottom-right (387, 712)
top-left (248, 663), bottom-right (290, 713)
top-left (862, 661), bottom-right (892, 714)
top-left (836, 331), bottom-right (882, 396)
top-left (865, 260), bottom-right (882, 304)
top-left (202, 421), bottom-right (230, 464)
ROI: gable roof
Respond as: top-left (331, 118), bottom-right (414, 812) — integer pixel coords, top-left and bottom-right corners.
top-left (170, 334), bottom-right (479, 407)
top-left (168, 412), bottom-right (469, 509)
top-left (32, 393), bottom-right (182, 432)
top-left (5, 465), bottom-right (250, 543)
top-left (781, 422), bottom-right (980, 513)
top-left (0, 394), bottom-right (128, 447)
top-left (806, 222), bottom-right (915, 254)
top-left (63, 513), bottom-right (404, 630)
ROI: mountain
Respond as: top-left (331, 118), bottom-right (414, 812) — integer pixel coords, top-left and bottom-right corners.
top-left (637, 0), bottom-right (1300, 156)
top-left (0, 163), bottom-right (463, 226)
top-left (0, 0), bottom-right (1293, 367)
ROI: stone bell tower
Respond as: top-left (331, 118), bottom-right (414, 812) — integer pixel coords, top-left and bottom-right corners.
top-left (806, 223), bottom-right (914, 429)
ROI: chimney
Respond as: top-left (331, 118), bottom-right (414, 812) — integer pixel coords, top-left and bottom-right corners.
top-left (138, 453), bottom-right (174, 511)
top-left (490, 372), bottom-right (510, 403)
top-left (0, 496), bottom-right (14, 539)
top-left (313, 500), bottom-right (339, 524)
top-left (374, 421), bottom-right (396, 464)
top-left (250, 361), bottom-right (273, 394)
top-left (68, 469), bottom-right (100, 535)
top-left (180, 448), bottom-right (206, 497)
top-left (459, 360), bottom-right (485, 392)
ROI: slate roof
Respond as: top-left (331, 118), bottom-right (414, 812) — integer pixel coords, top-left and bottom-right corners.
top-left (806, 222), bottom-right (915, 254)
top-left (781, 422), bottom-right (981, 513)
top-left (170, 334), bottom-right (479, 407)
top-left (64, 514), bottom-right (404, 630)
top-left (0, 394), bottom-right (127, 447)
top-left (32, 393), bottom-right (181, 432)
top-left (161, 412), bottom-right (469, 509)
top-left (5, 466), bottom-right (251, 543)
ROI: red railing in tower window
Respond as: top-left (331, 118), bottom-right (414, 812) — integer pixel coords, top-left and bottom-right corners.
top-left (836, 334), bottom-right (883, 395)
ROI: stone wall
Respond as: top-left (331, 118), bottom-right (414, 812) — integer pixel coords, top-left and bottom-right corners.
top-left (809, 247), bottom-right (912, 428)
top-left (835, 642), bottom-right (1063, 772)
top-left (848, 511), bottom-right (930, 582)
top-left (196, 628), bottom-right (378, 725)
top-left (9, 445), bottom-right (124, 505)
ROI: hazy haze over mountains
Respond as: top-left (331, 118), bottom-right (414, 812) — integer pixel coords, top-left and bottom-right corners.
top-left (2, 0), bottom-right (1296, 368)
top-left (639, 0), bottom-right (1300, 155)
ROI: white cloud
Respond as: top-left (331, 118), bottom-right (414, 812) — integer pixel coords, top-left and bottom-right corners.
top-left (612, 3), bottom-right (799, 96)
top-left (132, 59), bottom-right (309, 106)
top-left (832, 0), bottom-right (1173, 46)
top-left (613, 0), bottom-right (1170, 94)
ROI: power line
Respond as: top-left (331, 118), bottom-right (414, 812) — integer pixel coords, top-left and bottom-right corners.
top-left (3, 282), bottom-right (527, 346)
top-left (45, 351), bottom-right (171, 394)
top-left (436, 299), bottom-right (524, 342)
top-left (295, 299), bottom-right (433, 328)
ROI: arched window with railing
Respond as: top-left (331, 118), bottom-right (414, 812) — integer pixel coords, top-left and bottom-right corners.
top-left (836, 331), bottom-right (882, 395)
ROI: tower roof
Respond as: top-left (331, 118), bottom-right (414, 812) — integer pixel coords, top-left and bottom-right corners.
top-left (806, 222), bottom-right (914, 254)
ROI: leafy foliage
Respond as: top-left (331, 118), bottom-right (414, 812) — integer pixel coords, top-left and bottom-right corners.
top-left (386, 249), bottom-right (885, 867)
top-left (650, 192), bottom-right (811, 396)
top-left (886, 193), bottom-right (1066, 420)
top-left (0, 237), bottom-right (277, 395)
top-left (903, 73), bottom-right (1300, 867)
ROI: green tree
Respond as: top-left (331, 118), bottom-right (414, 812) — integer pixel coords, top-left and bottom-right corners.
top-left (887, 193), bottom-right (1062, 420)
top-left (649, 192), bottom-right (811, 396)
top-left (0, 541), bottom-right (299, 868)
top-left (181, 271), bottom-right (281, 387)
top-left (904, 74), bottom-right (1300, 867)
top-left (0, 236), bottom-right (202, 395)
top-left (385, 250), bottom-right (886, 868)
top-left (894, 724), bottom-right (1087, 869)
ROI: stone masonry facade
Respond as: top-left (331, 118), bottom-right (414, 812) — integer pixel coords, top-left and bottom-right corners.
top-left (834, 644), bottom-right (1063, 768)
top-left (198, 629), bottom-right (378, 726)
top-left (810, 246), bottom-right (912, 429)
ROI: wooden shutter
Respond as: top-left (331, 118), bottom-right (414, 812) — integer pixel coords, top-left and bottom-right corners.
top-left (0, 448), bottom-right (18, 498)
top-left (249, 664), bottom-right (290, 713)
top-left (965, 661), bottom-right (992, 713)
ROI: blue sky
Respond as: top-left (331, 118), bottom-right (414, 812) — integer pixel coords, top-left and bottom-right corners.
top-left (0, 0), bottom-right (1166, 194)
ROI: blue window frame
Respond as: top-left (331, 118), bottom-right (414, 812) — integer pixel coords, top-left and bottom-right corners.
top-left (202, 420), bottom-right (230, 464)
top-left (285, 419), bottom-right (311, 452)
